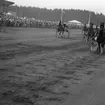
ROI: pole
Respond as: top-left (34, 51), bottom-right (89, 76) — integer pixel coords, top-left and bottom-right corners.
top-left (16, 6), bottom-right (18, 17)
top-left (88, 12), bottom-right (91, 26)
top-left (22, 11), bottom-right (24, 17)
top-left (38, 11), bottom-right (40, 20)
top-left (61, 9), bottom-right (63, 22)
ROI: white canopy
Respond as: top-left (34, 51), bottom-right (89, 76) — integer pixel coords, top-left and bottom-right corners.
top-left (6, 12), bottom-right (12, 15)
top-left (68, 20), bottom-right (83, 26)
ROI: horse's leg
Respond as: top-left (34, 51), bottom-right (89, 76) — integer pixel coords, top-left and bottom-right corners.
top-left (61, 32), bottom-right (63, 38)
top-left (87, 36), bottom-right (90, 44)
top-left (83, 34), bottom-right (85, 41)
top-left (91, 38), bottom-right (96, 51)
top-left (85, 35), bottom-right (87, 43)
top-left (97, 42), bottom-right (101, 54)
top-left (61, 31), bottom-right (63, 38)
top-left (83, 31), bottom-right (86, 42)
top-left (88, 36), bottom-right (90, 44)
top-left (59, 31), bottom-right (61, 38)
top-left (68, 31), bottom-right (70, 38)
top-left (85, 35), bottom-right (88, 44)
top-left (56, 30), bottom-right (57, 37)
top-left (90, 40), bottom-right (93, 51)
top-left (62, 31), bottom-right (64, 38)
top-left (100, 42), bottom-right (105, 54)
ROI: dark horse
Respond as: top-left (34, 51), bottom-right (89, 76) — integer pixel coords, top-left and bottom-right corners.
top-left (56, 24), bottom-right (64, 37)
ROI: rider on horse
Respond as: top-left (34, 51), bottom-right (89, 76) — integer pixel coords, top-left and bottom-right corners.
top-left (56, 21), bottom-right (69, 37)
top-left (58, 21), bottom-right (64, 31)
top-left (56, 21), bottom-right (64, 36)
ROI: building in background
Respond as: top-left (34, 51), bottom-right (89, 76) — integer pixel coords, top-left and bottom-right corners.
top-left (0, 0), bottom-right (14, 13)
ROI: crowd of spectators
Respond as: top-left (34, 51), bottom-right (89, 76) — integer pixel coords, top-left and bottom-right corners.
top-left (0, 12), bottom-right (83, 31)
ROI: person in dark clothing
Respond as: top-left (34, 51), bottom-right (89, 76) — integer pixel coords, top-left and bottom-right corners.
top-left (88, 23), bottom-right (94, 37)
top-left (83, 24), bottom-right (88, 37)
top-left (97, 22), bottom-right (105, 54)
top-left (97, 23), bottom-right (104, 43)
top-left (95, 25), bottom-right (99, 34)
top-left (87, 23), bottom-right (95, 43)
top-left (83, 24), bottom-right (88, 32)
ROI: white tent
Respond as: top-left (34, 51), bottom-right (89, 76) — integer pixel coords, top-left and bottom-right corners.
top-left (6, 12), bottom-right (17, 17)
top-left (6, 12), bottom-right (12, 15)
top-left (68, 20), bottom-right (83, 26)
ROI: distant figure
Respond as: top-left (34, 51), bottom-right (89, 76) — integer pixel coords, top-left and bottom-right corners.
top-left (94, 25), bottom-right (99, 36)
top-left (97, 22), bottom-right (105, 54)
top-left (88, 23), bottom-right (94, 40)
top-left (83, 24), bottom-right (87, 31)
top-left (83, 24), bottom-right (88, 34)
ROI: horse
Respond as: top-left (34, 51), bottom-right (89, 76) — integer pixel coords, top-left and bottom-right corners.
top-left (56, 24), bottom-right (65, 37)
top-left (56, 24), bottom-right (70, 38)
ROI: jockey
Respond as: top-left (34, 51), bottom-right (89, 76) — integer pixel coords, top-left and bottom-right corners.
top-left (58, 20), bottom-right (63, 28)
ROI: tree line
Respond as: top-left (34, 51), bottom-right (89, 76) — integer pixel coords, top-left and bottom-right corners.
top-left (8, 5), bottom-right (105, 25)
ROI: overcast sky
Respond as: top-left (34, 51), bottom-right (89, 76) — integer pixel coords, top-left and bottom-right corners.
top-left (10, 0), bottom-right (105, 15)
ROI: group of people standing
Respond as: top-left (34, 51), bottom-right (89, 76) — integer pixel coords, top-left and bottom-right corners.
top-left (0, 12), bottom-right (58, 31)
top-left (83, 22), bottom-right (105, 54)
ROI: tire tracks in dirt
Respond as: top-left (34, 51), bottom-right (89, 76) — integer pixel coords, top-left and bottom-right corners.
top-left (1, 39), bottom-right (105, 105)
top-left (0, 40), bottom-right (83, 60)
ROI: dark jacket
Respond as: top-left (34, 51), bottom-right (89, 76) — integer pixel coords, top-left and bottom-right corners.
top-left (97, 29), bottom-right (105, 43)
top-left (88, 27), bottom-right (94, 37)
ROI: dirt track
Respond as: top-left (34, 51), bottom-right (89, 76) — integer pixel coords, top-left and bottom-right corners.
top-left (0, 28), bottom-right (105, 105)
